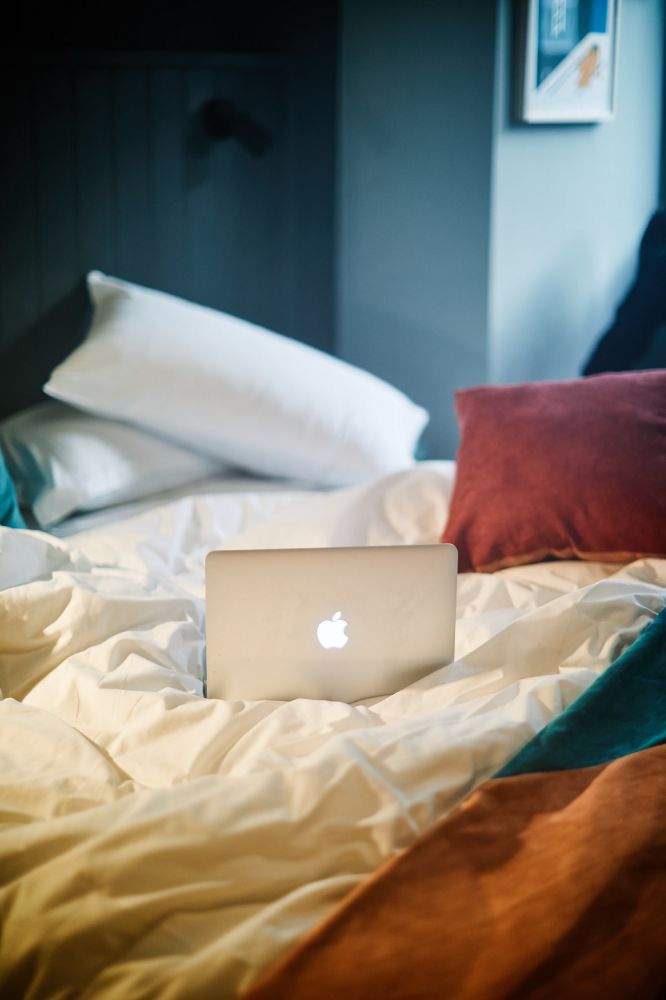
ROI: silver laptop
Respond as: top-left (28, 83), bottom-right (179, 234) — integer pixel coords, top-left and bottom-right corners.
top-left (205, 544), bottom-right (457, 702)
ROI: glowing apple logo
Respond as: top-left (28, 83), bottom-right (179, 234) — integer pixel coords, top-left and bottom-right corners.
top-left (316, 611), bottom-right (349, 650)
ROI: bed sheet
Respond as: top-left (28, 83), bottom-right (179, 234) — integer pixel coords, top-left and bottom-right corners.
top-left (0, 460), bottom-right (665, 999)
top-left (50, 471), bottom-right (325, 538)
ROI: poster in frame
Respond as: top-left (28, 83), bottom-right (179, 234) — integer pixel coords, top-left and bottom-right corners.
top-left (518, 0), bottom-right (621, 123)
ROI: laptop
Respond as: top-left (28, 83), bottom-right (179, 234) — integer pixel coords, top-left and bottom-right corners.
top-left (205, 544), bottom-right (457, 702)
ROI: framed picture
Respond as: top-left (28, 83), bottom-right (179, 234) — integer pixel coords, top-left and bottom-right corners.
top-left (518, 0), bottom-right (621, 123)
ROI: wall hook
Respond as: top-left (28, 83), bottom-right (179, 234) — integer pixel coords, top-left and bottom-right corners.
top-left (200, 98), bottom-right (273, 157)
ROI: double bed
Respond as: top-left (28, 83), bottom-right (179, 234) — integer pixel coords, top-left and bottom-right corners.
top-left (2, 454), bottom-right (665, 997)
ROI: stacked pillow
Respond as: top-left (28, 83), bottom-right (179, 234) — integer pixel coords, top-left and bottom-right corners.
top-left (2, 271), bottom-right (428, 527)
top-left (43, 271), bottom-right (429, 488)
top-left (0, 402), bottom-right (224, 528)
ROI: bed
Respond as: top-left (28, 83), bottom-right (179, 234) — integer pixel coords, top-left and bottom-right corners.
top-left (1, 443), bottom-right (665, 997)
top-left (1, 281), bottom-right (665, 998)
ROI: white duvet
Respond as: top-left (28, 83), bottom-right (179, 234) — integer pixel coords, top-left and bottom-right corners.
top-left (1, 462), bottom-right (665, 999)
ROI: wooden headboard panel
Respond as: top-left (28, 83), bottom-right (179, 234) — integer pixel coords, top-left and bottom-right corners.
top-left (0, 50), bottom-right (333, 421)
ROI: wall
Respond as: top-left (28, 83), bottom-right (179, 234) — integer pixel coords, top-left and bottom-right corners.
top-left (0, 3), bottom-right (338, 420)
top-left (283, 2), bottom-right (338, 353)
top-left (337, 0), bottom-right (498, 458)
top-left (3, 7), bottom-right (337, 358)
top-left (338, 0), bottom-right (664, 456)
top-left (489, 0), bottom-right (665, 384)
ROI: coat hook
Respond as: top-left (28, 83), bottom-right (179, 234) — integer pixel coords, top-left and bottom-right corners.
top-left (200, 99), bottom-right (273, 157)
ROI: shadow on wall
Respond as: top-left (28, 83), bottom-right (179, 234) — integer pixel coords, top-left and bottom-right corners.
top-left (583, 208), bottom-right (666, 373)
top-left (0, 281), bottom-right (92, 423)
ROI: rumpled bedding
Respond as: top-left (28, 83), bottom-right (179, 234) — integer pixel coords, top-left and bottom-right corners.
top-left (247, 608), bottom-right (666, 1000)
top-left (1, 462), bottom-right (665, 999)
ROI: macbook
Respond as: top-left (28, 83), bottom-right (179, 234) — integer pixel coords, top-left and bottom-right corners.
top-left (205, 544), bottom-right (457, 702)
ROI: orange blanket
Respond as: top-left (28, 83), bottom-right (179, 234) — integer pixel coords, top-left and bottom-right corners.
top-left (246, 744), bottom-right (666, 1000)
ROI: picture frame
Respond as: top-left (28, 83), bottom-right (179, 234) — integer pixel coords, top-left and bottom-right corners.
top-left (518, 0), bottom-right (621, 123)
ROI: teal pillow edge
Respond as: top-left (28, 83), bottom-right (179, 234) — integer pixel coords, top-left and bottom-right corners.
top-left (1, 448), bottom-right (26, 528)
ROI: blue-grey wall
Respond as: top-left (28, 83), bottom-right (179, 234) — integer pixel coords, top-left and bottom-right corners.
top-left (337, 0), bottom-right (498, 458)
top-left (338, 0), bottom-right (665, 456)
top-left (0, 5), bottom-right (339, 421)
top-left (489, 0), bottom-right (665, 385)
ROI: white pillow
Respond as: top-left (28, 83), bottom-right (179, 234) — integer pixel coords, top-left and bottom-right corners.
top-left (0, 401), bottom-right (223, 527)
top-left (43, 272), bottom-right (429, 486)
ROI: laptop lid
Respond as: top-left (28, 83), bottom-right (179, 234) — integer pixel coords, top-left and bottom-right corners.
top-left (205, 544), bottom-right (457, 702)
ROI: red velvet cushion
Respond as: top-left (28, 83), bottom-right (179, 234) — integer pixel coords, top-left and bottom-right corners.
top-left (442, 371), bottom-right (666, 572)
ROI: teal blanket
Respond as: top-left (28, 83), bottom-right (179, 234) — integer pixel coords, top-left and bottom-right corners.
top-left (498, 605), bottom-right (666, 777)
top-left (0, 448), bottom-right (25, 529)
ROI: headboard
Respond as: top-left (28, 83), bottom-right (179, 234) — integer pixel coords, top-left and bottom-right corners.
top-left (0, 49), bottom-right (334, 421)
